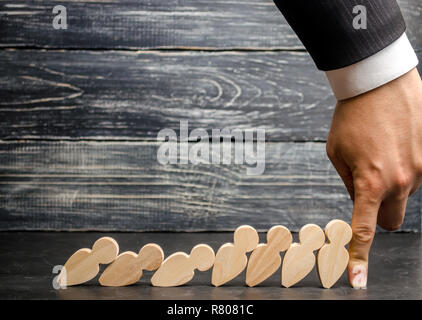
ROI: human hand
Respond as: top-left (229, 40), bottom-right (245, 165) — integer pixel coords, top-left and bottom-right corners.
top-left (326, 67), bottom-right (422, 288)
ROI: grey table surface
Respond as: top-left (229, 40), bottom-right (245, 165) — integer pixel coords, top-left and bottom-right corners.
top-left (0, 232), bottom-right (421, 300)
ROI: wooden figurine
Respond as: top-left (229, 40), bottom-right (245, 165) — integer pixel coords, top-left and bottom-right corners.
top-left (58, 237), bottom-right (119, 286)
top-left (212, 225), bottom-right (259, 287)
top-left (99, 243), bottom-right (164, 287)
top-left (281, 224), bottom-right (325, 288)
top-left (151, 244), bottom-right (215, 287)
top-left (316, 219), bottom-right (352, 288)
top-left (246, 225), bottom-right (292, 287)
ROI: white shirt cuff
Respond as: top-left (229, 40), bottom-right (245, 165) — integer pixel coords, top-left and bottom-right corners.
top-left (325, 33), bottom-right (419, 101)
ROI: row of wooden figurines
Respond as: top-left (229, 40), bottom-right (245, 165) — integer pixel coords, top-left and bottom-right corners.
top-left (57, 219), bottom-right (352, 289)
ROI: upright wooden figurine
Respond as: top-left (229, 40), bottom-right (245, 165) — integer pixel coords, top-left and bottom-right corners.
top-left (246, 225), bottom-right (292, 287)
top-left (99, 243), bottom-right (164, 287)
top-left (151, 244), bottom-right (215, 287)
top-left (212, 225), bottom-right (259, 287)
top-left (316, 219), bottom-right (352, 288)
top-left (58, 237), bottom-right (119, 287)
top-left (281, 224), bottom-right (325, 288)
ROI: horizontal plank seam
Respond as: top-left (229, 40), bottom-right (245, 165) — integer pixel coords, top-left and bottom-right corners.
top-left (0, 45), bottom-right (307, 52)
top-left (0, 228), bottom-right (417, 233)
top-left (0, 138), bottom-right (329, 143)
top-left (0, 47), bottom-right (420, 54)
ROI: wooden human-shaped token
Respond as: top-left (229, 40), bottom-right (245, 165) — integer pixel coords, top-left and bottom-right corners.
top-left (212, 225), bottom-right (259, 287)
top-left (58, 237), bottom-right (119, 286)
top-left (246, 225), bottom-right (292, 287)
top-left (99, 243), bottom-right (164, 286)
top-left (151, 244), bottom-right (215, 287)
top-left (317, 219), bottom-right (352, 288)
top-left (281, 224), bottom-right (325, 288)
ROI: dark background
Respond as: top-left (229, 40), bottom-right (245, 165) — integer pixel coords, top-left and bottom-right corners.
top-left (0, 0), bottom-right (421, 232)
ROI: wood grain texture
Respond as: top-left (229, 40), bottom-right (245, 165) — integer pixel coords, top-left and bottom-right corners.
top-left (151, 244), bottom-right (215, 287)
top-left (211, 225), bottom-right (259, 286)
top-left (58, 236), bottom-right (119, 286)
top-left (99, 243), bottom-right (164, 287)
top-left (246, 225), bottom-right (292, 287)
top-left (1, 0), bottom-right (421, 234)
top-left (0, 141), bottom-right (420, 231)
top-left (1, 49), bottom-right (421, 142)
top-left (316, 220), bottom-right (352, 289)
top-left (281, 224), bottom-right (325, 288)
top-left (0, 0), bottom-right (420, 51)
top-left (0, 49), bottom-right (335, 142)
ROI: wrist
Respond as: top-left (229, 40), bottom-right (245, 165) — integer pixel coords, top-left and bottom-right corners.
top-left (326, 33), bottom-right (419, 101)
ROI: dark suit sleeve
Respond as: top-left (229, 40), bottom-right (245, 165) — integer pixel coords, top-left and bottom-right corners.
top-left (272, 0), bottom-right (406, 71)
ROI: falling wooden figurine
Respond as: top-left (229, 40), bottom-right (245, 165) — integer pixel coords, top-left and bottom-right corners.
top-left (281, 224), bottom-right (325, 288)
top-left (99, 243), bottom-right (164, 287)
top-left (58, 237), bottom-right (119, 287)
top-left (151, 244), bottom-right (215, 287)
top-left (212, 225), bottom-right (259, 287)
top-left (246, 225), bottom-right (292, 287)
top-left (317, 219), bottom-right (352, 288)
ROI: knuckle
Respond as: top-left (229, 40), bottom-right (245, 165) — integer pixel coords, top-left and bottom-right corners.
top-left (391, 171), bottom-right (412, 197)
top-left (352, 225), bottom-right (376, 244)
top-left (354, 174), bottom-right (384, 200)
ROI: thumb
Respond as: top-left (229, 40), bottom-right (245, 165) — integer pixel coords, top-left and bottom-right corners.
top-left (347, 189), bottom-right (381, 289)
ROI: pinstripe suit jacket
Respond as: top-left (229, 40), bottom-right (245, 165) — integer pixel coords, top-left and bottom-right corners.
top-left (273, 0), bottom-right (406, 70)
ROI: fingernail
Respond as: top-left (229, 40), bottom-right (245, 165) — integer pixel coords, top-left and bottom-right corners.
top-left (351, 265), bottom-right (367, 289)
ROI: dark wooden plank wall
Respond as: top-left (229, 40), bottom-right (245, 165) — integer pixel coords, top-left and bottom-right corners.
top-left (0, 0), bottom-right (421, 231)
top-left (1, 0), bottom-right (421, 50)
top-left (0, 50), bottom-right (337, 141)
top-left (1, 141), bottom-right (420, 231)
